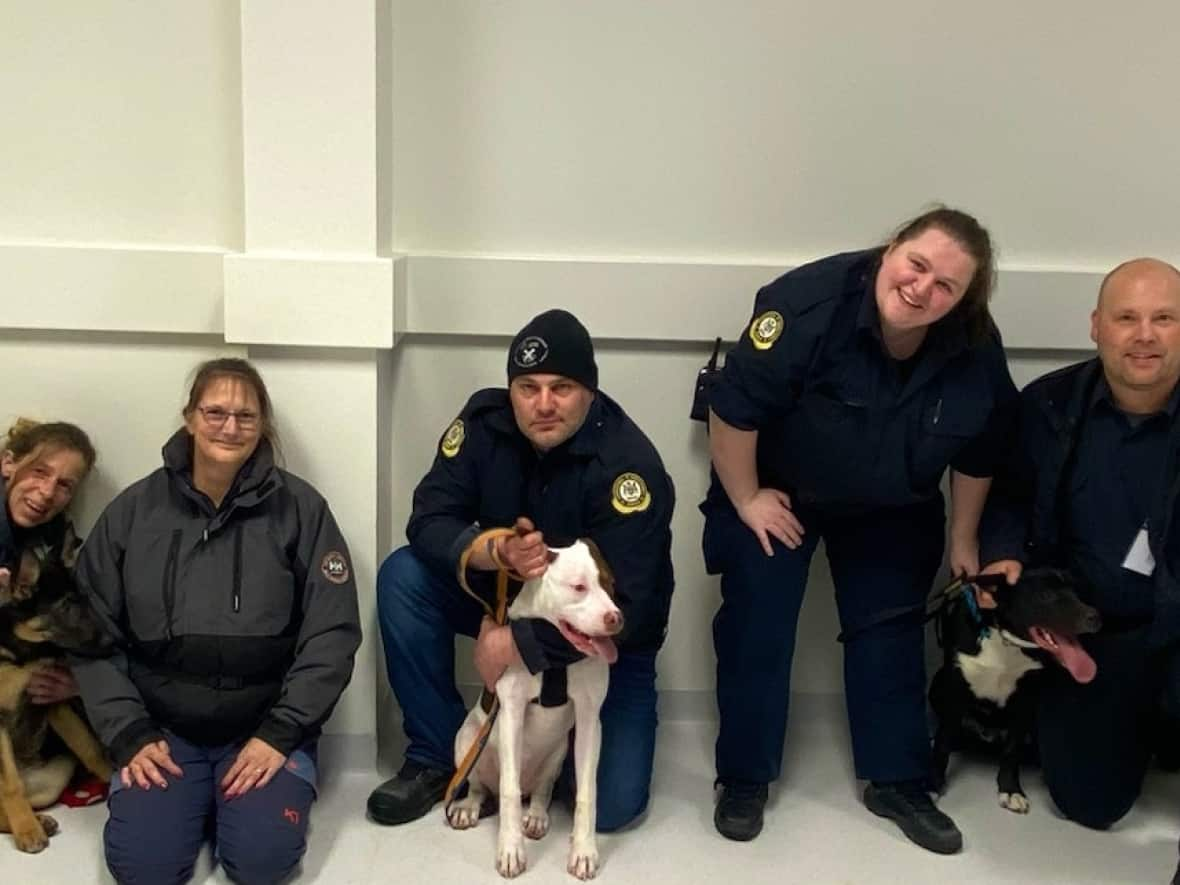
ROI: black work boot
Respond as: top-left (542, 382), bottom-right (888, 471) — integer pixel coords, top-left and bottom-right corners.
top-left (367, 760), bottom-right (452, 825)
top-left (863, 780), bottom-right (963, 854)
top-left (714, 780), bottom-right (768, 841)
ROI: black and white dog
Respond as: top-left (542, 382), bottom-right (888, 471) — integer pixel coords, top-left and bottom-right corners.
top-left (929, 568), bottom-right (1101, 812)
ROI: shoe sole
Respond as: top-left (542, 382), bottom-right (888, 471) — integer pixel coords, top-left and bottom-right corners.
top-left (864, 792), bottom-right (962, 855)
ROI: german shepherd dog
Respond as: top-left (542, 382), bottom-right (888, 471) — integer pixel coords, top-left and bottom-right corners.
top-left (929, 568), bottom-right (1102, 813)
top-left (0, 555), bottom-right (113, 852)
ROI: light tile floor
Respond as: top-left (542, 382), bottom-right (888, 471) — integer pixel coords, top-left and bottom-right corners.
top-left (4, 712), bottom-right (1177, 884)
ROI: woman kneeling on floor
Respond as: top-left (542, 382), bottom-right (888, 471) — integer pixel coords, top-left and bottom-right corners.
top-left (73, 358), bottom-right (361, 885)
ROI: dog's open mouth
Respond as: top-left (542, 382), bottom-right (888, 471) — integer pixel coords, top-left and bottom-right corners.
top-left (557, 620), bottom-right (618, 664)
top-left (1028, 626), bottom-right (1096, 683)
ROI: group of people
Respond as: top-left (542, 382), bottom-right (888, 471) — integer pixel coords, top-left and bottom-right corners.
top-left (5, 205), bottom-right (1180, 883)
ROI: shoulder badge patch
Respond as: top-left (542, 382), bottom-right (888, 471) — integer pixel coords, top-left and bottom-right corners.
top-left (611, 472), bottom-right (651, 515)
top-left (440, 418), bottom-right (465, 458)
top-left (321, 550), bottom-right (350, 585)
top-left (749, 310), bottom-right (784, 351)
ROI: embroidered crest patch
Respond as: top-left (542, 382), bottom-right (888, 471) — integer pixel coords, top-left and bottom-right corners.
top-left (611, 472), bottom-right (651, 515)
top-left (749, 310), bottom-right (784, 351)
top-left (440, 418), bottom-right (465, 458)
top-left (321, 551), bottom-right (350, 585)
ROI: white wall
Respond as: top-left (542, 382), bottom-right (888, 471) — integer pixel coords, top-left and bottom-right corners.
top-left (1, 1), bottom-right (1177, 767)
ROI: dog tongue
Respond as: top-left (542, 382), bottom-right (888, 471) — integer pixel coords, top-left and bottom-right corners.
top-left (1033, 628), bottom-right (1097, 684)
top-left (590, 636), bottom-right (618, 664)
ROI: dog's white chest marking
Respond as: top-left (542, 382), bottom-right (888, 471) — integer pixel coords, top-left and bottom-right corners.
top-left (955, 632), bottom-right (1042, 706)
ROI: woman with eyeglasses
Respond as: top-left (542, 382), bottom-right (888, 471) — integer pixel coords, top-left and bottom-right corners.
top-left (72, 358), bottom-right (361, 885)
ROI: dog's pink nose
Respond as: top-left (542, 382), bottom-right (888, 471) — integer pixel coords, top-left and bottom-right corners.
top-left (603, 609), bottom-right (623, 633)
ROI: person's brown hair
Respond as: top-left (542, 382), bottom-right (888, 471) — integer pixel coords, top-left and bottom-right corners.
top-left (3, 418), bottom-right (96, 476)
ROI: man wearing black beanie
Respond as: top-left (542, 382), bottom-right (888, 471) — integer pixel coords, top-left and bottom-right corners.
top-left (368, 308), bottom-right (675, 835)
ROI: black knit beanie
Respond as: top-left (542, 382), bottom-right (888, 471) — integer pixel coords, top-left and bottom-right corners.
top-left (506, 309), bottom-right (598, 390)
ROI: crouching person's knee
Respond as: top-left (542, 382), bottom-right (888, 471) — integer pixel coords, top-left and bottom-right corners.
top-left (596, 785), bottom-right (649, 833)
top-left (1046, 777), bottom-right (1137, 831)
top-left (220, 836), bottom-right (307, 885)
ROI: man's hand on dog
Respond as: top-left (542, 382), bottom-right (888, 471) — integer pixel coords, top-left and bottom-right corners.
top-left (122, 739), bottom-right (184, 791)
top-left (220, 737), bottom-right (287, 800)
top-left (27, 664), bottom-right (79, 705)
top-left (737, 488), bottom-right (805, 556)
top-left (973, 560), bottom-right (1023, 610)
top-left (474, 616), bottom-right (523, 691)
top-left (495, 517), bottom-right (549, 579)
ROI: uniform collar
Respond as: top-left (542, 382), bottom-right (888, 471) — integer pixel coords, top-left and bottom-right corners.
top-left (1090, 372), bottom-right (1180, 420)
top-left (487, 390), bottom-right (605, 459)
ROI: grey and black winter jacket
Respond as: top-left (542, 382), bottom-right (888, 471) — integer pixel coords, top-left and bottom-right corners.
top-left (73, 431), bottom-right (361, 767)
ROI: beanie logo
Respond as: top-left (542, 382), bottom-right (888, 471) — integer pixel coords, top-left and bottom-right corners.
top-left (749, 311), bottom-right (784, 351)
top-left (440, 418), bottom-right (465, 458)
top-left (611, 472), bottom-right (651, 515)
top-left (513, 336), bottom-right (549, 370)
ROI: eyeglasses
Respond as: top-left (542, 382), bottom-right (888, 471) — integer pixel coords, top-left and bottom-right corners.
top-left (196, 406), bottom-right (260, 430)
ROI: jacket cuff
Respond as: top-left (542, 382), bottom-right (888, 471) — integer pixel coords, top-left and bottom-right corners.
top-left (254, 716), bottom-right (303, 757)
top-left (448, 525), bottom-right (481, 574)
top-left (110, 719), bottom-right (166, 769)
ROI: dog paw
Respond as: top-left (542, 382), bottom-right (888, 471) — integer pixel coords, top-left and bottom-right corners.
top-left (13, 820), bottom-right (50, 853)
top-left (999, 791), bottom-right (1030, 814)
top-left (496, 834), bottom-right (527, 878)
top-left (36, 814), bottom-right (59, 837)
top-left (446, 798), bottom-right (481, 829)
top-left (567, 839), bottom-right (599, 880)
top-left (522, 808), bottom-right (549, 840)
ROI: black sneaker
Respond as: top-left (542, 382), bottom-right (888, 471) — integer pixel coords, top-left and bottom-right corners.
top-left (367, 760), bottom-right (452, 825)
top-left (714, 780), bottom-right (768, 841)
top-left (864, 780), bottom-right (963, 854)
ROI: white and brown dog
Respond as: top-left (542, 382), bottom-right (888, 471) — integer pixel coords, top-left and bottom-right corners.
top-left (447, 539), bottom-right (622, 879)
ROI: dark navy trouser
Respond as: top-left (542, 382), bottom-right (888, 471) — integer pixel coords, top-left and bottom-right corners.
top-left (1037, 626), bottom-right (1180, 829)
top-left (104, 731), bottom-right (316, 885)
top-left (706, 496), bottom-right (945, 786)
top-left (376, 545), bottom-right (658, 832)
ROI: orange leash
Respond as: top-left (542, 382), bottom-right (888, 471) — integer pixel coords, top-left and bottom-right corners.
top-left (443, 527), bottom-right (524, 809)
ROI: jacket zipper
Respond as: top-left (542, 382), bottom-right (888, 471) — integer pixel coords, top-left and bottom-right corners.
top-left (232, 523), bottom-right (243, 613)
top-left (163, 530), bottom-right (182, 640)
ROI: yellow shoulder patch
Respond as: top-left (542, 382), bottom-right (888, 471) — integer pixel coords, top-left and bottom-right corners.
top-left (440, 418), bottom-right (465, 458)
top-left (749, 310), bottom-right (784, 351)
top-left (611, 472), bottom-right (651, 515)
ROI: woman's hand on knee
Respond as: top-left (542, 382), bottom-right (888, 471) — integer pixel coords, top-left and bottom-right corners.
top-left (220, 737), bottom-right (287, 800)
top-left (736, 488), bottom-right (804, 555)
top-left (122, 739), bottom-right (183, 791)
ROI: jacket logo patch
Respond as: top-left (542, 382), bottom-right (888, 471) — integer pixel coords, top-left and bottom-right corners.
top-left (513, 336), bottom-right (549, 369)
top-left (749, 310), bottom-right (784, 351)
top-left (440, 418), bottom-right (465, 458)
top-left (321, 551), bottom-right (350, 585)
top-left (611, 472), bottom-right (651, 515)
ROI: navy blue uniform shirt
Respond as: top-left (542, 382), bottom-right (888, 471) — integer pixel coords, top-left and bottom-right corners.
top-left (407, 388), bottom-right (675, 672)
top-left (705, 249), bottom-right (1017, 516)
top-left (1063, 377), bottom-right (1179, 618)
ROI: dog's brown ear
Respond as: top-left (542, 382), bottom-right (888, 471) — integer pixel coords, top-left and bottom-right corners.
top-left (546, 549), bottom-right (559, 564)
top-left (581, 538), bottom-right (616, 598)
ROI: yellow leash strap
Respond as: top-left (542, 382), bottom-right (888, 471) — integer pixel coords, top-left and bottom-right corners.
top-left (443, 527), bottom-right (524, 809)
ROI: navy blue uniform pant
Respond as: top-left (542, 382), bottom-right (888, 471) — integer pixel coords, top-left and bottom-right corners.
top-left (376, 545), bottom-right (658, 832)
top-left (1037, 626), bottom-right (1180, 829)
top-left (706, 496), bottom-right (944, 785)
top-left (104, 731), bottom-right (316, 885)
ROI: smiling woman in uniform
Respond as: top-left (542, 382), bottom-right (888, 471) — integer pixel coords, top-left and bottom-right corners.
top-left (703, 206), bottom-right (1018, 853)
